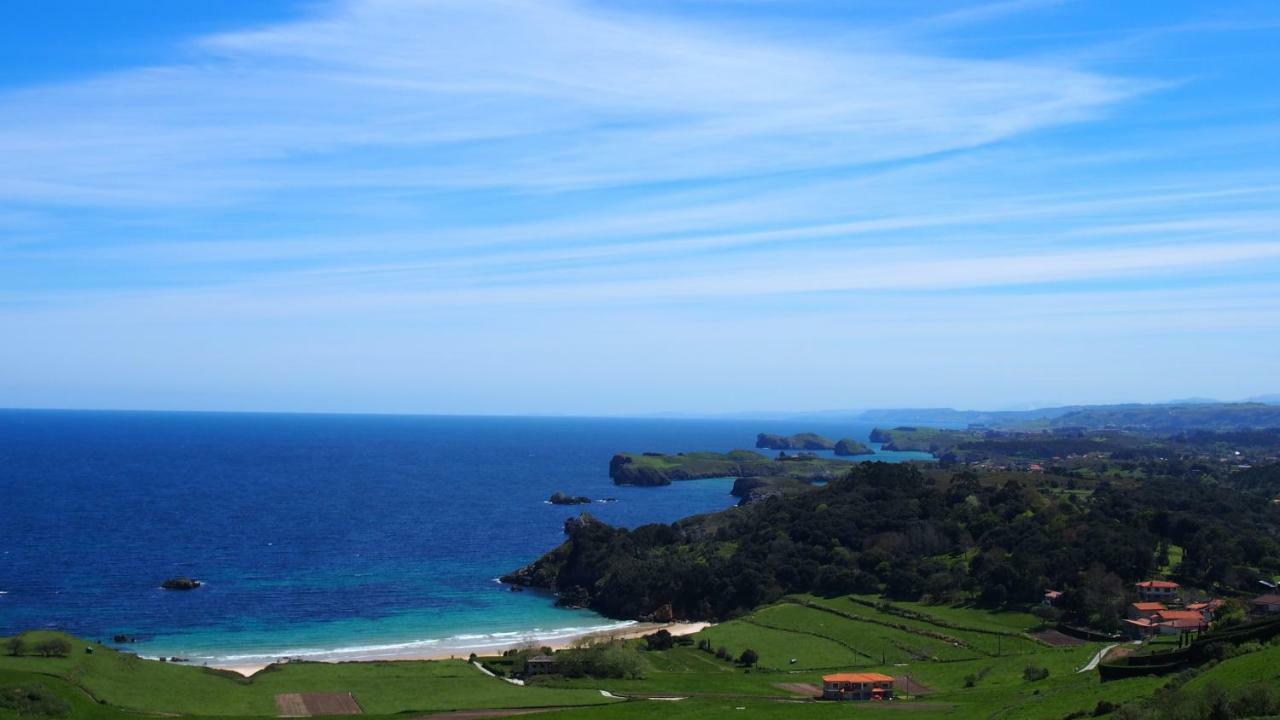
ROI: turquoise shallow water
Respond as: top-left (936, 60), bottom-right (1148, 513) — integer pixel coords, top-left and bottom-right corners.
top-left (0, 411), bottom-right (930, 664)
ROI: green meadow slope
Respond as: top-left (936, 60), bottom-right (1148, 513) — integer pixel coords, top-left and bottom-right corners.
top-left (5, 602), bottom-right (1279, 720)
top-left (0, 631), bottom-right (614, 718)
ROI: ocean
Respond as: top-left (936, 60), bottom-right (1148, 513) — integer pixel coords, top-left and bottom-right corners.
top-left (0, 410), bottom-right (931, 666)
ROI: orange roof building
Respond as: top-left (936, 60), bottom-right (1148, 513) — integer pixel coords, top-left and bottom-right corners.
top-left (824, 673), bottom-right (894, 683)
top-left (1156, 610), bottom-right (1205, 622)
top-left (822, 673), bottom-right (895, 701)
top-left (1127, 601), bottom-right (1167, 619)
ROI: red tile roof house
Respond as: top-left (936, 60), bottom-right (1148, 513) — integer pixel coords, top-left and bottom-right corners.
top-left (1123, 605), bottom-right (1208, 639)
top-left (1153, 610), bottom-right (1208, 635)
top-left (822, 673), bottom-right (895, 701)
top-left (1135, 580), bottom-right (1180, 602)
top-left (1186, 599), bottom-right (1225, 616)
top-left (1122, 617), bottom-right (1159, 640)
top-left (1253, 594), bottom-right (1280, 614)
top-left (1127, 602), bottom-right (1166, 620)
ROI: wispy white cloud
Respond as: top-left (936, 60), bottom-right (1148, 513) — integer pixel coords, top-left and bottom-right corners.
top-left (0, 0), bottom-right (1136, 207)
top-left (2, 0), bottom-right (1277, 413)
top-left (906, 0), bottom-right (1066, 32)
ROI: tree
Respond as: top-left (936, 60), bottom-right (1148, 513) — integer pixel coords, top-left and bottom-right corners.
top-left (737, 648), bottom-right (759, 667)
top-left (643, 629), bottom-right (673, 651)
top-left (1032, 604), bottom-right (1059, 628)
top-left (4, 636), bottom-right (24, 657)
top-left (33, 638), bottom-right (71, 658)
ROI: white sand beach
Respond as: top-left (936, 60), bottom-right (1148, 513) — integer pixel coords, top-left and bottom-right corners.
top-left (214, 621), bottom-right (712, 677)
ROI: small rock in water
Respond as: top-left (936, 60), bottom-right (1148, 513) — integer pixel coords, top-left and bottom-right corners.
top-left (161, 577), bottom-right (202, 591)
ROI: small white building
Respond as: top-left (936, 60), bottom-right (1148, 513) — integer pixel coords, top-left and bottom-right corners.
top-left (1135, 580), bottom-right (1180, 602)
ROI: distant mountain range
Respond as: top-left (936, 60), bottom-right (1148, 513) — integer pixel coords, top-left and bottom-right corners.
top-left (651, 396), bottom-right (1280, 430)
top-left (856, 402), bottom-right (1280, 433)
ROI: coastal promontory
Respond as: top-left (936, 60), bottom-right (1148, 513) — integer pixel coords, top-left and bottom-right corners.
top-left (608, 449), bottom-right (855, 503)
top-left (833, 438), bottom-right (874, 456)
top-left (754, 432), bottom-right (836, 450)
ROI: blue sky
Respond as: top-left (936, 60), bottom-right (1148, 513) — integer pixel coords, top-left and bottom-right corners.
top-left (1, 0), bottom-right (1278, 415)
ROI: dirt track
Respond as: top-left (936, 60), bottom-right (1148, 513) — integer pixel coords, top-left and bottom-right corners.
top-left (773, 683), bottom-right (820, 697)
top-left (414, 709), bottom-right (567, 720)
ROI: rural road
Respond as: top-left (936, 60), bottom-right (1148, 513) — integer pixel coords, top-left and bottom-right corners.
top-left (1077, 644), bottom-right (1118, 673)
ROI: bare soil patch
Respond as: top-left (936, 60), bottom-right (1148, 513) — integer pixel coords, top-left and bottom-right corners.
top-left (893, 675), bottom-right (935, 696)
top-left (1035, 629), bottom-right (1086, 647)
top-left (773, 682), bottom-right (820, 697)
top-left (275, 693), bottom-right (362, 716)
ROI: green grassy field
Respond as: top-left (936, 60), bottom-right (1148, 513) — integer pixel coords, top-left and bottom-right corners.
top-left (1182, 641), bottom-right (1280, 693)
top-left (4, 602), bottom-right (1278, 720)
top-left (530, 597), bottom-right (1174, 719)
top-left (0, 631), bottom-right (614, 717)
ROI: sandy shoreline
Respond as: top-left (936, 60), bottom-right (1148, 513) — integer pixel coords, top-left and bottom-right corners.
top-left (213, 621), bottom-right (712, 677)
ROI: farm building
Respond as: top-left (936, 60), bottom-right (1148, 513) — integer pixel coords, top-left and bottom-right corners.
top-left (821, 673), bottom-right (894, 701)
top-left (525, 655), bottom-right (558, 675)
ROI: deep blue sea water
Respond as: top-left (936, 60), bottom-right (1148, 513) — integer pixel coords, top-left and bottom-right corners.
top-left (0, 410), bottom-right (930, 665)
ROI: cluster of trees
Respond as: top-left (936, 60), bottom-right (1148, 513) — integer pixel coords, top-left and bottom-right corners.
top-left (507, 640), bottom-right (644, 681)
top-left (688, 637), bottom-right (756, 666)
top-left (511, 460), bottom-right (1280, 627)
top-left (4, 636), bottom-right (71, 658)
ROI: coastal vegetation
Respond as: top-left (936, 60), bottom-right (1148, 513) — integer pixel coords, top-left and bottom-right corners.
top-left (508, 459), bottom-right (1280, 626)
top-left (868, 426), bottom-right (983, 454)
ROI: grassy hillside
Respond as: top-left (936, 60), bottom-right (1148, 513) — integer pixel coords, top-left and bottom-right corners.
top-left (530, 597), bottom-right (1167, 719)
top-left (4, 606), bottom-right (1278, 719)
top-left (0, 631), bottom-right (614, 717)
top-left (868, 426), bottom-right (983, 454)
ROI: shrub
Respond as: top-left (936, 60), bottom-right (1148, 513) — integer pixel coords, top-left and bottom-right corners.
top-left (738, 649), bottom-right (759, 667)
top-left (1023, 665), bottom-right (1049, 682)
top-left (553, 640), bottom-right (644, 680)
top-left (0, 684), bottom-right (70, 717)
top-left (1092, 699), bottom-right (1117, 716)
top-left (5, 637), bottom-right (24, 657)
top-left (1230, 682), bottom-right (1280, 718)
top-left (715, 646), bottom-right (729, 660)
